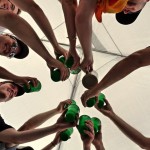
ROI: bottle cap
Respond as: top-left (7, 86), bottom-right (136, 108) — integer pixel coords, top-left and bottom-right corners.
top-left (51, 69), bottom-right (61, 82)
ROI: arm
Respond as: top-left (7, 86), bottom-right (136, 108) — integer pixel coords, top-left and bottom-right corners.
top-left (0, 124), bottom-right (64, 144)
top-left (0, 10), bottom-right (69, 81)
top-left (18, 100), bottom-right (72, 131)
top-left (11, 0), bottom-right (68, 58)
top-left (0, 66), bottom-right (38, 88)
top-left (95, 99), bottom-right (150, 149)
top-left (81, 47), bottom-right (150, 106)
top-left (41, 132), bottom-right (61, 150)
top-left (77, 120), bottom-right (94, 150)
top-left (61, 0), bottom-right (80, 70)
top-left (0, 111), bottom-right (76, 145)
top-left (92, 128), bottom-right (105, 150)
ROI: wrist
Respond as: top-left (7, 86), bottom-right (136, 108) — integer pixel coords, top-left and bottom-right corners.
top-left (93, 142), bottom-right (101, 150)
top-left (51, 141), bottom-right (56, 147)
top-left (108, 112), bottom-right (116, 119)
top-left (83, 143), bottom-right (91, 150)
top-left (55, 108), bottom-right (60, 114)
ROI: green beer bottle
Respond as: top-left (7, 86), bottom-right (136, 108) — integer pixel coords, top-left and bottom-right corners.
top-left (23, 81), bottom-right (42, 93)
top-left (91, 117), bottom-right (101, 134)
top-left (64, 99), bottom-right (76, 109)
top-left (66, 56), bottom-right (81, 74)
top-left (86, 93), bottom-right (105, 108)
top-left (86, 97), bottom-right (97, 108)
top-left (59, 55), bottom-right (66, 64)
top-left (50, 68), bottom-right (61, 82)
top-left (78, 115), bottom-right (91, 135)
top-left (60, 128), bottom-right (74, 141)
top-left (98, 93), bottom-right (105, 108)
top-left (65, 102), bottom-right (80, 122)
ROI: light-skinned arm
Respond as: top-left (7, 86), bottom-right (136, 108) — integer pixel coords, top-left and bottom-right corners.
top-left (18, 99), bottom-right (72, 131)
top-left (61, 0), bottom-right (80, 70)
top-left (81, 47), bottom-right (150, 106)
top-left (0, 10), bottom-right (69, 81)
top-left (77, 120), bottom-right (95, 150)
top-left (92, 127), bottom-right (105, 150)
top-left (0, 66), bottom-right (38, 88)
top-left (95, 99), bottom-right (150, 150)
top-left (0, 111), bottom-right (76, 145)
top-left (11, 0), bottom-right (68, 59)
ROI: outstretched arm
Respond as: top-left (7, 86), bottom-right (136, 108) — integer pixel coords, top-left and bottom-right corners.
top-left (0, 66), bottom-right (38, 88)
top-left (0, 112), bottom-right (76, 145)
top-left (0, 10), bottom-right (69, 81)
top-left (95, 99), bottom-right (150, 149)
top-left (81, 47), bottom-right (150, 106)
top-left (11, 0), bottom-right (68, 58)
top-left (18, 100), bottom-right (72, 131)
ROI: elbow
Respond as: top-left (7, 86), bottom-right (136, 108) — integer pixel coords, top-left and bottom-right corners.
top-left (138, 137), bottom-right (150, 150)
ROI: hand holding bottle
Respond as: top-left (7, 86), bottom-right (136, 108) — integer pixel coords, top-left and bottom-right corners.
top-left (95, 99), bottom-right (114, 117)
top-left (13, 76), bottom-right (39, 89)
top-left (56, 111), bottom-right (78, 131)
top-left (56, 99), bottom-right (72, 113)
top-left (79, 120), bottom-right (95, 150)
top-left (81, 87), bottom-right (99, 107)
top-left (47, 58), bottom-right (69, 81)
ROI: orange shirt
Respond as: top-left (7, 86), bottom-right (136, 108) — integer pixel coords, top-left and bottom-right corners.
top-left (95, 0), bottom-right (128, 22)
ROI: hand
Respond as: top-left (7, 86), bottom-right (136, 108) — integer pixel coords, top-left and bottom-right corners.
top-left (92, 127), bottom-right (102, 147)
top-left (79, 120), bottom-right (95, 147)
top-left (13, 76), bottom-right (39, 89)
top-left (68, 50), bottom-right (80, 70)
top-left (81, 88), bottom-right (99, 107)
top-left (47, 58), bottom-right (69, 81)
top-left (95, 99), bottom-right (114, 117)
top-left (56, 99), bottom-right (72, 113)
top-left (54, 46), bottom-right (69, 59)
top-left (80, 56), bottom-right (93, 73)
top-left (56, 111), bottom-right (78, 131)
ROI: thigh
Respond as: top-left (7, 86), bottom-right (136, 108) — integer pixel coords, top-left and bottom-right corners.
top-left (77, 0), bottom-right (98, 17)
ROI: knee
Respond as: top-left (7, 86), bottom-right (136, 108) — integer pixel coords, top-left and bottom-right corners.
top-left (76, 11), bottom-right (87, 25)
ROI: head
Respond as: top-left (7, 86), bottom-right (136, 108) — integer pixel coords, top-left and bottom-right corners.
top-left (0, 34), bottom-right (29, 59)
top-left (0, 81), bottom-right (25, 102)
top-left (116, 0), bottom-right (149, 25)
top-left (123, 0), bottom-right (149, 14)
top-left (0, 0), bottom-right (21, 15)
